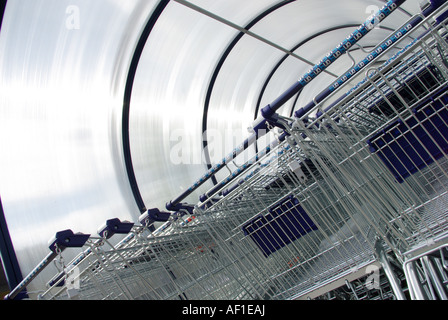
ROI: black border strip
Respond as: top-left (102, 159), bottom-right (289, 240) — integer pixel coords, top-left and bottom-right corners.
top-left (0, 0), bottom-right (6, 26)
top-left (122, 0), bottom-right (170, 213)
top-left (0, 0), bottom-right (26, 298)
top-left (0, 197), bottom-right (25, 297)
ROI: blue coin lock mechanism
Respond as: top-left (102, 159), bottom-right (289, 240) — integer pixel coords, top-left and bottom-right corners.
top-left (97, 218), bottom-right (135, 239)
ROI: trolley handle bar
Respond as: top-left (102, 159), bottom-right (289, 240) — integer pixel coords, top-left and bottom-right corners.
top-left (4, 251), bottom-right (58, 300)
top-left (47, 217), bottom-right (146, 290)
top-left (294, 0), bottom-right (448, 121)
top-left (199, 132), bottom-right (288, 203)
top-left (4, 229), bottom-right (90, 300)
top-left (263, 0), bottom-right (406, 120)
top-left (166, 133), bottom-right (257, 211)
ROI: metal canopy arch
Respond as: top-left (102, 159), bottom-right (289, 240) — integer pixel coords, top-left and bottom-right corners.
top-left (204, 20), bottom-right (402, 161)
top-left (0, 0), bottom-right (426, 296)
top-left (122, 0), bottom-right (171, 214)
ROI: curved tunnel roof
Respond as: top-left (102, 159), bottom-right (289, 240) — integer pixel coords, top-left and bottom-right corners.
top-left (0, 0), bottom-right (426, 291)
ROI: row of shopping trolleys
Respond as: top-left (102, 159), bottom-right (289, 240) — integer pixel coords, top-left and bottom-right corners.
top-left (6, 0), bottom-right (448, 300)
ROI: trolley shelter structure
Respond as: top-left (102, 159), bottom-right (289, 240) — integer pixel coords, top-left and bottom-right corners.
top-left (5, 0), bottom-right (448, 300)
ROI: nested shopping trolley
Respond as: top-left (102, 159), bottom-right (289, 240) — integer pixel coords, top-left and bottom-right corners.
top-left (5, 0), bottom-right (448, 300)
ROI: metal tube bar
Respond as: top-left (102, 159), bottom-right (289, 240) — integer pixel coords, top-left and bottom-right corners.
top-left (172, 0), bottom-right (339, 78)
top-left (4, 251), bottom-right (58, 300)
top-left (376, 242), bottom-right (407, 300)
top-left (166, 133), bottom-right (257, 210)
top-left (199, 133), bottom-right (289, 203)
top-left (263, 0), bottom-right (407, 120)
top-left (422, 256), bottom-right (448, 299)
top-left (405, 261), bottom-right (427, 300)
top-left (294, 0), bottom-right (448, 119)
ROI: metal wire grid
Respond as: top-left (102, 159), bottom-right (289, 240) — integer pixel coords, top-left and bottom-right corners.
top-left (193, 136), bottom-right (378, 300)
top-left (312, 267), bottom-right (406, 300)
top-left (290, 18), bottom-right (448, 257)
top-left (404, 243), bottom-right (448, 299)
top-left (40, 226), bottom-right (256, 300)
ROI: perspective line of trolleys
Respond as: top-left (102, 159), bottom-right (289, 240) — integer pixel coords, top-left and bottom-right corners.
top-left (6, 1), bottom-right (448, 300)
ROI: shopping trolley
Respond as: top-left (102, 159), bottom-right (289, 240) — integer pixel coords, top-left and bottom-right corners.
top-left (283, 6), bottom-right (448, 298)
top-left (5, 0), bottom-right (448, 300)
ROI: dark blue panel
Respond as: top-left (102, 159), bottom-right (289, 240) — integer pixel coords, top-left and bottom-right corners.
top-left (242, 195), bottom-right (317, 257)
top-left (368, 88), bottom-right (448, 183)
top-left (0, 197), bottom-right (26, 298)
top-left (369, 65), bottom-right (444, 117)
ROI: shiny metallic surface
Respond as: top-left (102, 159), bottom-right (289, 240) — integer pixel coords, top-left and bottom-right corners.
top-left (0, 0), bottom-right (160, 292)
top-left (0, 0), bottom-right (424, 295)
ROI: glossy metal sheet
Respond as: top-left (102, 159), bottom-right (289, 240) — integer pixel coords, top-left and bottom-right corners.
top-left (129, 0), bottom-right (287, 208)
top-left (0, 0), bottom-right (160, 292)
top-left (0, 0), bottom-right (424, 295)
